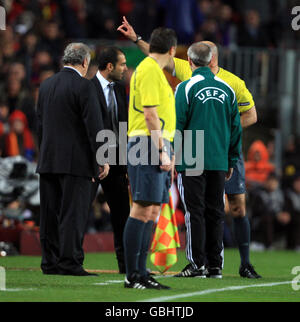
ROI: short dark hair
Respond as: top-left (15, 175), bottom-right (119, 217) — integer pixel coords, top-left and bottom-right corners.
top-left (98, 46), bottom-right (125, 71)
top-left (149, 27), bottom-right (177, 54)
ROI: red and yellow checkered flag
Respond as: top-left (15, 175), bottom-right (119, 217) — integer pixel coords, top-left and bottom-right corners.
top-left (150, 190), bottom-right (181, 273)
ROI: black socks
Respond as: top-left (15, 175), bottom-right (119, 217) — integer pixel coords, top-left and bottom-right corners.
top-left (233, 216), bottom-right (250, 266)
top-left (139, 220), bottom-right (154, 277)
top-left (123, 217), bottom-right (155, 278)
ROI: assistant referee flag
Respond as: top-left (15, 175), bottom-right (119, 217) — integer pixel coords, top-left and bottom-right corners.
top-left (150, 190), bottom-right (181, 273)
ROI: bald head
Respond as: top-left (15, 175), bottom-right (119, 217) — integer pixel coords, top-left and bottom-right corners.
top-left (201, 41), bottom-right (218, 57)
top-left (197, 41), bottom-right (219, 71)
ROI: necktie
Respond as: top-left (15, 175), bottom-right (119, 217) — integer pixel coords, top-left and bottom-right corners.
top-left (107, 83), bottom-right (119, 145)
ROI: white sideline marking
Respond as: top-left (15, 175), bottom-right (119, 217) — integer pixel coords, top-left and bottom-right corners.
top-left (140, 281), bottom-right (293, 302)
top-left (94, 280), bottom-right (123, 286)
top-left (0, 288), bottom-right (36, 292)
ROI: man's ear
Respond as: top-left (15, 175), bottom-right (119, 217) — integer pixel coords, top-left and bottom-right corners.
top-left (169, 46), bottom-right (176, 57)
top-left (107, 62), bottom-right (114, 72)
top-left (187, 57), bottom-right (193, 68)
top-left (83, 57), bottom-right (89, 69)
top-left (208, 54), bottom-right (216, 67)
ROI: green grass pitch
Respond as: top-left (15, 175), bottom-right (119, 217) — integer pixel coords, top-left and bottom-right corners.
top-left (0, 249), bottom-right (299, 302)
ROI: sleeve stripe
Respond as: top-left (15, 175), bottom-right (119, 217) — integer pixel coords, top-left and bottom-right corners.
top-left (185, 75), bottom-right (205, 104)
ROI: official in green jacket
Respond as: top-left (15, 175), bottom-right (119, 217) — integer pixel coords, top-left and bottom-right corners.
top-left (174, 42), bottom-right (242, 278)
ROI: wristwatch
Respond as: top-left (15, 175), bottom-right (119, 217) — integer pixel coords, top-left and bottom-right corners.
top-left (159, 145), bottom-right (168, 153)
top-left (134, 34), bottom-right (142, 44)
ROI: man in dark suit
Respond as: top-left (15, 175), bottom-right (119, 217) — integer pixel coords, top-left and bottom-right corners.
top-left (36, 43), bottom-right (109, 276)
top-left (90, 46), bottom-right (130, 274)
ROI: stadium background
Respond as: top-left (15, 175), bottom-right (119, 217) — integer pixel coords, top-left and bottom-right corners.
top-left (0, 0), bottom-right (300, 255)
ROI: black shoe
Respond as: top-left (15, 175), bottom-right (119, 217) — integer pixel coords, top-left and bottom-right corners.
top-left (174, 264), bottom-right (207, 278)
top-left (206, 267), bottom-right (222, 279)
top-left (141, 274), bottom-right (170, 290)
top-left (77, 271), bottom-right (99, 276)
top-left (42, 269), bottom-right (60, 275)
top-left (60, 269), bottom-right (99, 276)
top-left (124, 272), bottom-right (147, 289)
top-left (239, 263), bottom-right (262, 279)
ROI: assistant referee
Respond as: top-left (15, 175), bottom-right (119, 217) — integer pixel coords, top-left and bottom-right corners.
top-left (123, 27), bottom-right (176, 290)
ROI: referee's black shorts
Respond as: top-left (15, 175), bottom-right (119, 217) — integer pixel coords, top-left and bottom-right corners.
top-left (225, 152), bottom-right (246, 195)
top-left (127, 136), bottom-right (172, 204)
top-left (177, 170), bottom-right (226, 269)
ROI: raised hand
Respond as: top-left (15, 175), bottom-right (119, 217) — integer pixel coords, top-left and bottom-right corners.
top-left (117, 16), bottom-right (137, 42)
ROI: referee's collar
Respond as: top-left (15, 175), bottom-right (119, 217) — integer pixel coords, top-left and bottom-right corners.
top-left (192, 66), bottom-right (212, 77)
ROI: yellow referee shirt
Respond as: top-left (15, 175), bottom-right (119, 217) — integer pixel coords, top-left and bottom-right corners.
top-left (173, 57), bottom-right (255, 113)
top-left (128, 57), bottom-right (176, 141)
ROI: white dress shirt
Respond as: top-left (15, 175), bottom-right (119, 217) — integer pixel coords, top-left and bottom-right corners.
top-left (96, 71), bottom-right (117, 109)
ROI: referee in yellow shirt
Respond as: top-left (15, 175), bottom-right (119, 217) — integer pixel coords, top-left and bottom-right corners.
top-left (123, 27), bottom-right (176, 289)
top-left (118, 17), bottom-right (261, 279)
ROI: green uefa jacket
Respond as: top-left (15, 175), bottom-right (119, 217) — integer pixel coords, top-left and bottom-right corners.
top-left (174, 66), bottom-right (242, 172)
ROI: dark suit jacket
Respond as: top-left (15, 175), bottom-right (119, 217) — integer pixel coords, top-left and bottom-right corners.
top-left (36, 67), bottom-right (104, 178)
top-left (91, 74), bottom-right (128, 174)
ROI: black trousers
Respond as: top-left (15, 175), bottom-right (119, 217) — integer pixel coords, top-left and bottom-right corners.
top-left (177, 170), bottom-right (226, 269)
top-left (91, 167), bottom-right (130, 271)
top-left (39, 173), bottom-right (93, 274)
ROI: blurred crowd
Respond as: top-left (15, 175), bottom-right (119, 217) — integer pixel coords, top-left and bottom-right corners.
top-left (243, 138), bottom-right (300, 251)
top-left (0, 0), bottom-right (295, 154)
top-left (0, 0), bottom-right (299, 253)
